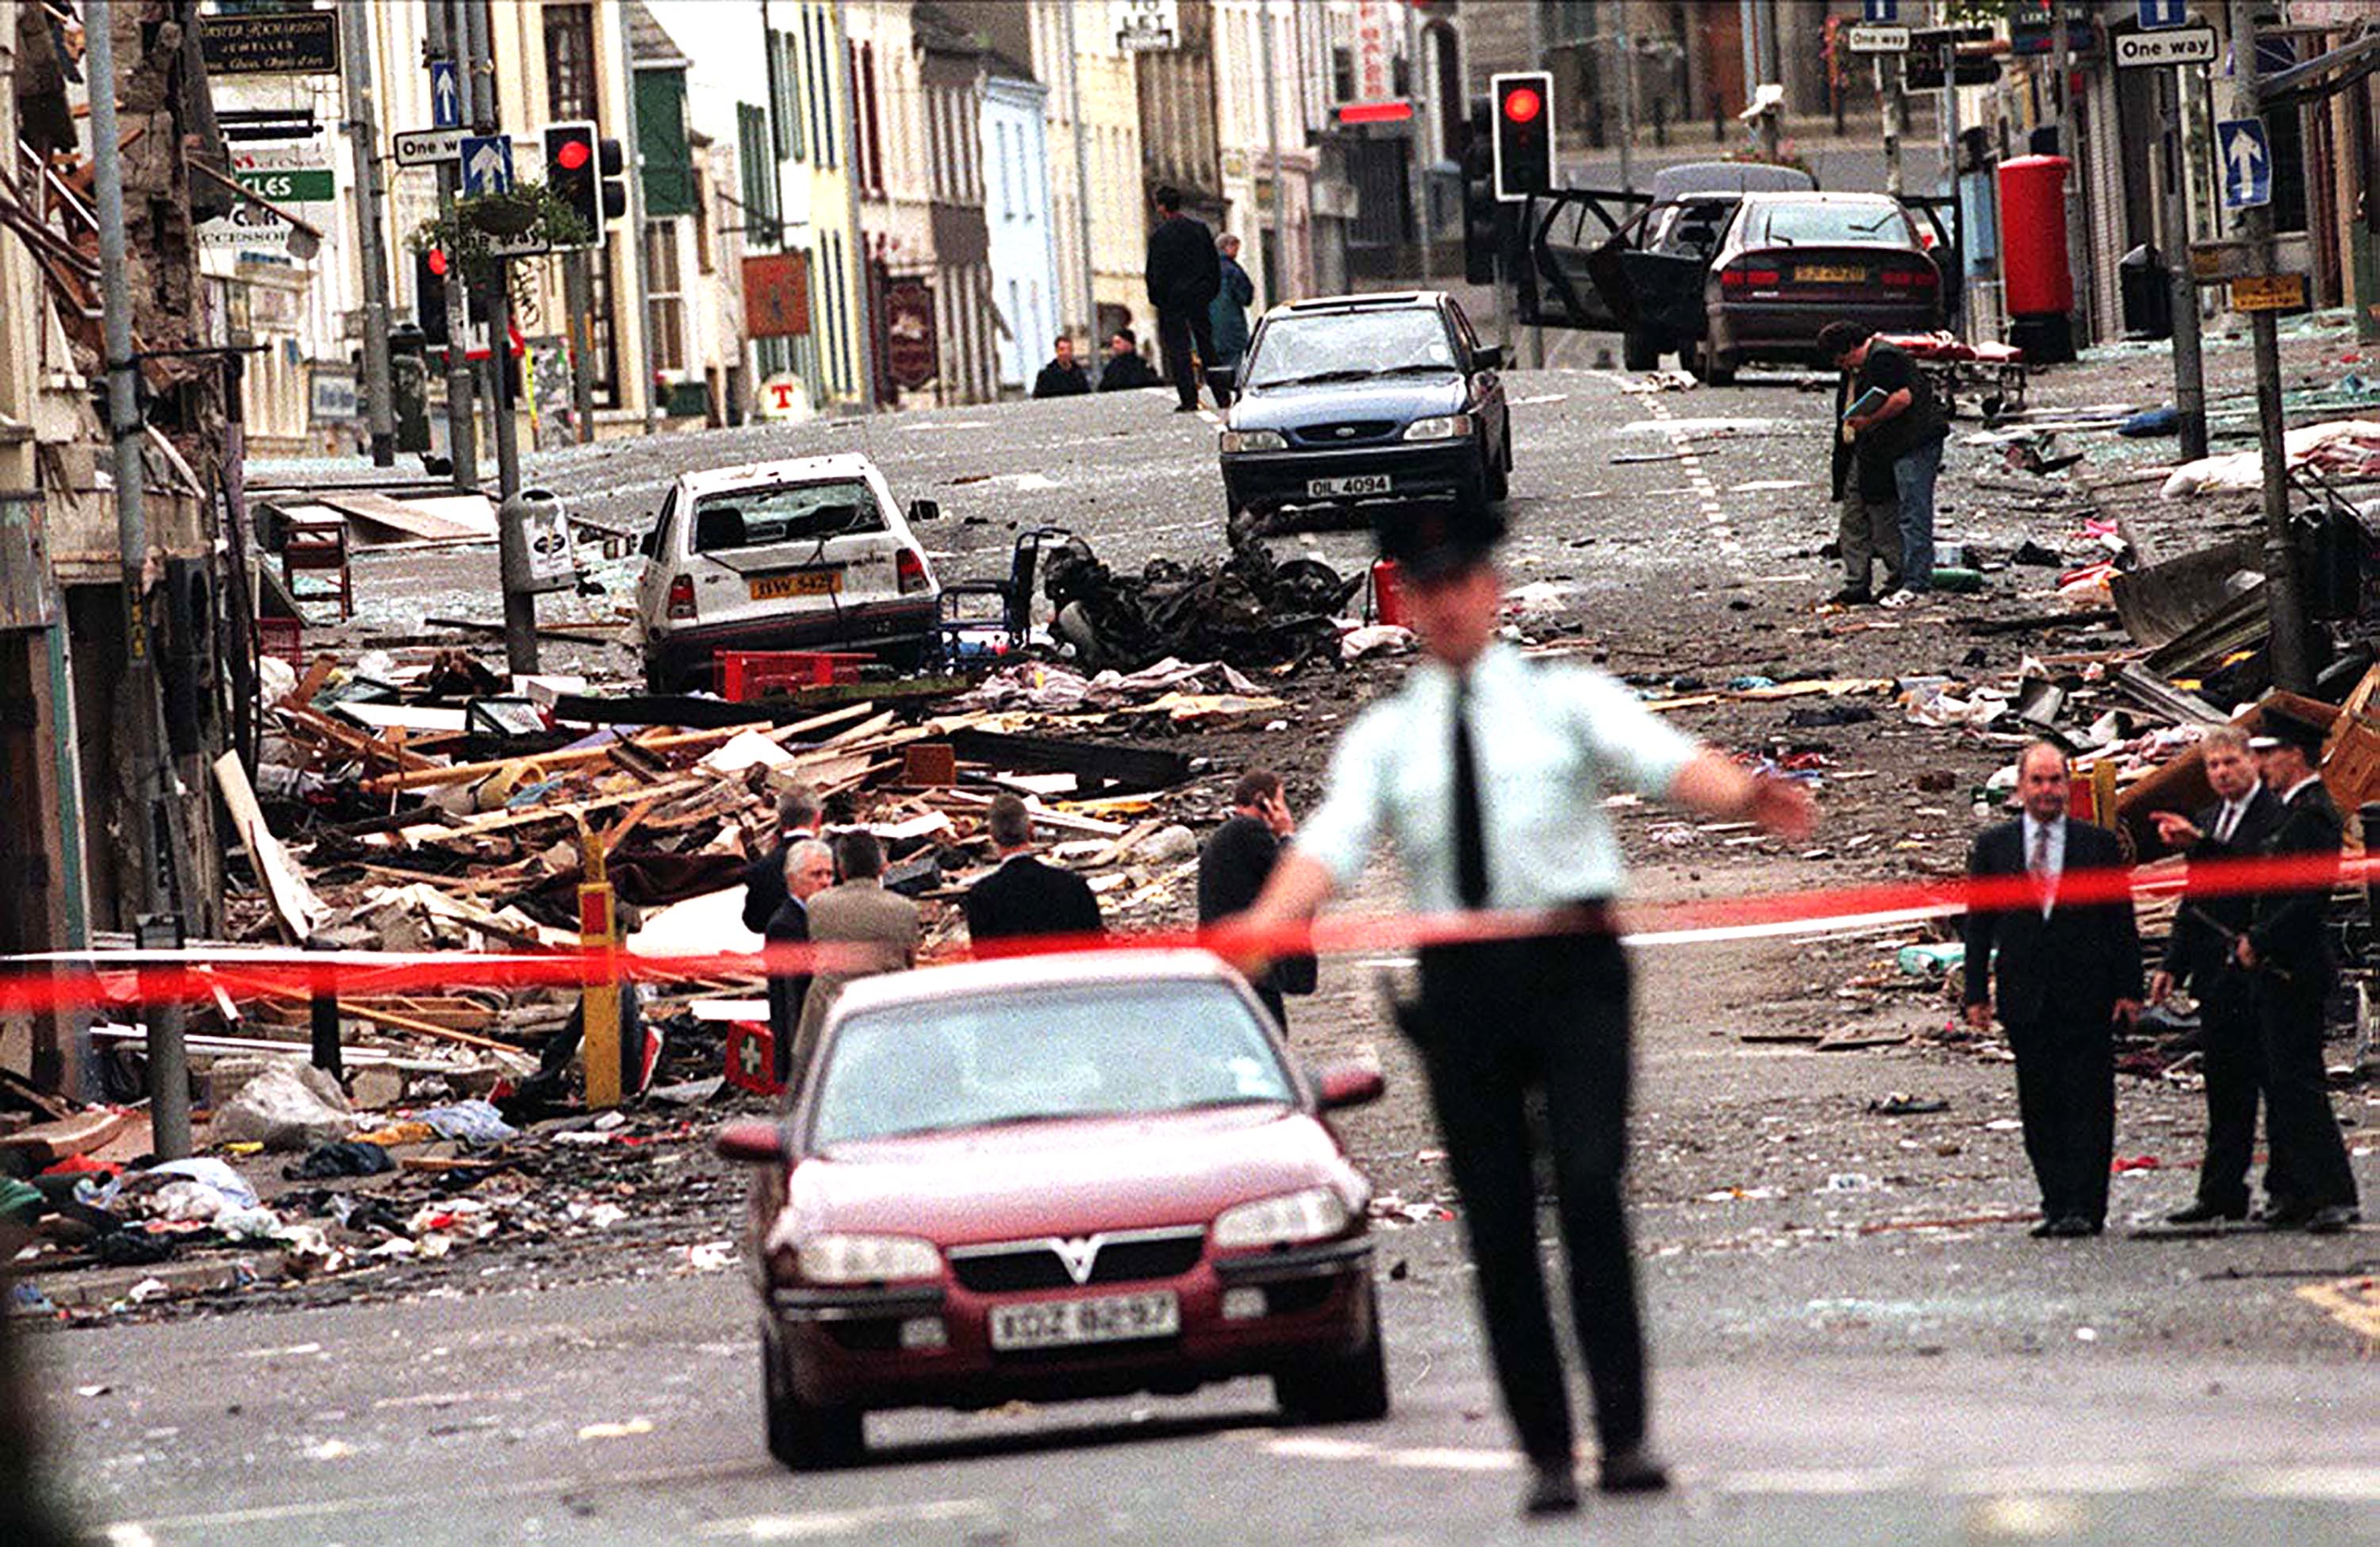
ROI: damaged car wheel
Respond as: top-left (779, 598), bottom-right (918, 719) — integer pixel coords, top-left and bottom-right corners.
top-left (762, 1324), bottom-right (865, 1470)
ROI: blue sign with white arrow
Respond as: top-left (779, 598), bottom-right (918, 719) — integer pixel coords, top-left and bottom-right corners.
top-left (460, 133), bottom-right (512, 198)
top-left (2217, 117), bottom-right (2270, 209)
top-left (1863, 0), bottom-right (1898, 20)
top-left (2138, 0), bottom-right (2188, 29)
top-left (430, 60), bottom-right (460, 129)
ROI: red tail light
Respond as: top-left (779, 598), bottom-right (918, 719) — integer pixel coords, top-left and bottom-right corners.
top-left (896, 547), bottom-right (930, 596)
top-left (1882, 264), bottom-right (1939, 289)
top-left (1720, 261), bottom-right (1782, 289)
top-left (666, 575), bottom-right (695, 620)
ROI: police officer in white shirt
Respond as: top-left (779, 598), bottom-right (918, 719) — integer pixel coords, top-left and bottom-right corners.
top-left (1243, 501), bottom-right (1815, 1516)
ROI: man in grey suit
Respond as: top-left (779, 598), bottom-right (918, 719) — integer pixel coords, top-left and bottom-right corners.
top-left (790, 830), bottom-right (921, 1085)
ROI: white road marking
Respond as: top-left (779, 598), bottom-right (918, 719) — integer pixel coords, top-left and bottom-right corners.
top-left (697, 1498), bottom-right (998, 1541)
top-left (1604, 374), bottom-right (1745, 565)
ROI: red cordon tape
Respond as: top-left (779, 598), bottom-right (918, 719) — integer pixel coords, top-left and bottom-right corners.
top-left (0, 848), bottom-right (2363, 1019)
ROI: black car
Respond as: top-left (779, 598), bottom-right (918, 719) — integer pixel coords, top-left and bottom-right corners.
top-left (1699, 193), bottom-right (1950, 383)
top-left (1218, 292), bottom-right (1509, 532)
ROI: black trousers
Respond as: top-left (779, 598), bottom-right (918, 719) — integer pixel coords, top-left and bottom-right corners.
top-left (1157, 305), bottom-right (1220, 410)
top-left (1253, 983), bottom-right (1288, 1035)
top-left (2190, 976), bottom-right (2262, 1213)
top-left (2254, 972), bottom-right (2359, 1212)
top-left (1413, 931), bottom-right (1644, 1464)
top-left (2006, 1012), bottom-right (2115, 1226)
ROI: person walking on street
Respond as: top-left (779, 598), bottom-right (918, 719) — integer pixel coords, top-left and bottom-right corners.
top-left (1031, 335), bottom-right (1090, 398)
top-left (791, 831), bottom-right (921, 1082)
top-left (2236, 708), bottom-right (2361, 1233)
top-left (742, 785), bottom-right (824, 935)
top-left (2148, 723), bottom-right (2284, 1224)
top-left (765, 838), bottom-right (837, 1090)
top-left (1145, 185), bottom-right (1225, 413)
top-left (1209, 233), bottom-right (1257, 390)
top-left (1826, 338), bottom-right (1902, 605)
top-left (1820, 321), bottom-right (1946, 609)
top-left (1962, 743), bottom-right (2144, 1238)
top-left (965, 793), bottom-right (1104, 950)
top-left (1094, 328), bottom-right (1162, 392)
top-left (1197, 769), bottom-right (1312, 1032)
top-left (1242, 500), bottom-right (1816, 1517)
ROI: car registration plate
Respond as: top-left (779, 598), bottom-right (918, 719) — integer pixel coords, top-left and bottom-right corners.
top-left (748, 568), bottom-right (843, 601)
top-left (988, 1291), bottom-right (1180, 1351)
top-left (1308, 474), bottom-right (1390, 497)
top-left (1797, 265), bottom-right (1868, 285)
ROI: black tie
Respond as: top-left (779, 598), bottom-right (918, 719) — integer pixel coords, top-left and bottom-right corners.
top-left (1452, 675), bottom-right (1489, 908)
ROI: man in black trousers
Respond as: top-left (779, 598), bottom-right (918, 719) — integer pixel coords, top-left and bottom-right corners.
top-left (2236, 709), bottom-right (2362, 1233)
top-left (742, 785), bottom-right (824, 935)
top-left (2148, 722), bottom-right (2284, 1223)
top-left (1964, 741), bottom-right (2144, 1238)
top-left (1144, 185), bottom-right (1224, 413)
top-left (765, 838), bottom-right (835, 1090)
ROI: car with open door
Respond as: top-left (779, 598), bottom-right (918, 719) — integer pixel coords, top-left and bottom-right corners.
top-left (714, 950), bottom-right (1389, 1470)
top-left (1698, 192), bottom-right (1952, 384)
top-left (633, 453), bottom-right (940, 693)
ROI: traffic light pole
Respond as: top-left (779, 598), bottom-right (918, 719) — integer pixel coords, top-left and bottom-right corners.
top-left (2153, 63), bottom-right (2208, 462)
top-left (567, 252), bottom-right (597, 443)
top-left (432, 0), bottom-right (477, 489)
top-left (342, 0), bottom-right (397, 467)
top-left (460, 0), bottom-right (533, 673)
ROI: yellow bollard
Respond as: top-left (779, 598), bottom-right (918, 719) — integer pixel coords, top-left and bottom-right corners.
top-left (578, 824), bottom-right (621, 1109)
top-left (2090, 758), bottom-right (2118, 831)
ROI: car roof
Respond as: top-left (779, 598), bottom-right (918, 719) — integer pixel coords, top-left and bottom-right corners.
top-left (1737, 190), bottom-right (1904, 208)
top-left (676, 452), bottom-right (884, 499)
top-left (1274, 290), bottom-right (1446, 316)
top-left (829, 949), bottom-right (1244, 1020)
top-left (1651, 161), bottom-right (1817, 199)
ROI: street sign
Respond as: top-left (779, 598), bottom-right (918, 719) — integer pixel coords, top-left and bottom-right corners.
top-left (198, 10), bottom-right (339, 76)
top-left (1110, 0), bottom-right (1179, 52)
top-left (2230, 273), bottom-right (2308, 311)
top-left (2139, 0), bottom-right (2190, 27)
top-left (1846, 25), bottom-right (1910, 53)
top-left (431, 61), bottom-right (462, 129)
top-left (2217, 117), bottom-right (2271, 208)
top-left (2114, 25), bottom-right (2216, 68)
top-left (485, 229), bottom-right (551, 260)
top-left (196, 203), bottom-right (294, 251)
top-left (235, 167), bottom-right (335, 203)
top-left (2189, 239), bottom-right (2259, 281)
top-left (1863, 0), bottom-right (1898, 20)
top-left (393, 127), bottom-right (466, 167)
top-left (461, 135), bottom-right (514, 198)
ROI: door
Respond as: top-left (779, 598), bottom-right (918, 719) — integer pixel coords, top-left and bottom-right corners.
top-left (1518, 188), bottom-right (1652, 331)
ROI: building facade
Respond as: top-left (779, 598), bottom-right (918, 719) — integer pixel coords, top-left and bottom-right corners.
top-left (982, 71), bottom-right (1058, 390)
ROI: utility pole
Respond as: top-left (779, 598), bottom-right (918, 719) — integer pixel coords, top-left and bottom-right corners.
top-left (86, 6), bottom-right (189, 1161)
top-left (341, 1), bottom-right (397, 466)
top-left (431, 0), bottom-right (476, 488)
top-left (1877, 56), bottom-right (1902, 197)
top-left (2155, 63), bottom-right (2208, 460)
top-left (1757, 0), bottom-right (1782, 160)
top-left (1259, 0), bottom-right (1284, 305)
top-left (616, 0), bottom-right (658, 435)
top-left (1615, 31), bottom-right (1635, 194)
top-left (1941, 48), bottom-right (1964, 341)
top-left (1525, 0), bottom-right (1545, 367)
top-left (465, 0), bottom-right (532, 673)
top-left (567, 252), bottom-right (597, 443)
top-left (1406, 0), bottom-right (1432, 283)
top-left (2052, 1), bottom-right (2090, 342)
top-left (1060, 0), bottom-right (1100, 347)
top-left (2227, 0), bottom-right (2310, 693)
top-left (829, 0), bottom-right (878, 412)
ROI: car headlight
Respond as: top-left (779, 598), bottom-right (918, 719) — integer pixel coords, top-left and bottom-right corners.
top-left (1221, 428), bottom-right (1288, 453)
top-left (1211, 1187), bottom-right (1353, 1250)
top-left (1401, 413), bottom-right (1474, 442)
top-left (794, 1234), bottom-right (942, 1284)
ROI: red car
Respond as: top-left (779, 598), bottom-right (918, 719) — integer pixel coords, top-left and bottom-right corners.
top-left (714, 950), bottom-right (1388, 1469)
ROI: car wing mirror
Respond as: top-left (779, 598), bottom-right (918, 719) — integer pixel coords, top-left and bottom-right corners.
top-left (1313, 1061), bottom-right (1385, 1112)
top-left (637, 524), bottom-right (658, 558)
top-left (714, 1119), bottom-right (789, 1165)
top-left (1473, 345), bottom-right (1503, 372)
top-left (908, 498), bottom-right (942, 524)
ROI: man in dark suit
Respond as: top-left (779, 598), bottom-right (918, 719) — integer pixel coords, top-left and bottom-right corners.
top-left (1144, 185), bottom-right (1224, 412)
top-left (964, 793), bottom-right (1103, 952)
top-left (1964, 741), bottom-right (2144, 1238)
top-left (2148, 723), bottom-right (2286, 1223)
top-left (1197, 769), bottom-right (1311, 1031)
top-left (2237, 709), bottom-right (2361, 1234)
top-left (765, 839), bottom-right (835, 1090)
top-left (1031, 334), bottom-right (1091, 398)
top-left (1094, 328), bottom-right (1162, 392)
top-left (742, 785), bottom-right (823, 935)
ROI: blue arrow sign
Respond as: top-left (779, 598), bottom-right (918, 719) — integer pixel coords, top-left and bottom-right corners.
top-left (2138, 0), bottom-right (2188, 29)
top-left (430, 60), bottom-right (460, 129)
top-left (1863, 0), bottom-right (1898, 19)
top-left (460, 133), bottom-right (512, 197)
top-left (2217, 117), bottom-right (2270, 209)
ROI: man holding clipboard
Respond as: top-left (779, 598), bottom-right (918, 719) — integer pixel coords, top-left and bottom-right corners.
top-left (1820, 322), bottom-right (1948, 609)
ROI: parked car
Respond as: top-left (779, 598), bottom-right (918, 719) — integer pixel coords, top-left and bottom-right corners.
top-left (714, 950), bottom-right (1388, 1469)
top-left (1697, 192), bottom-right (1948, 384)
top-left (1218, 290), bottom-right (1509, 532)
top-left (633, 453), bottom-right (940, 693)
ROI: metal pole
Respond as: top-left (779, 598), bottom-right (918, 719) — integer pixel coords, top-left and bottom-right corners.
top-left (567, 251), bottom-right (597, 443)
top-left (432, 0), bottom-right (477, 487)
top-left (1061, 0), bottom-right (1099, 344)
top-left (1407, 0), bottom-right (1431, 282)
top-left (1616, 32), bottom-right (1635, 195)
top-left (466, 0), bottom-right (532, 671)
top-left (617, 0), bottom-right (658, 434)
top-left (1739, 0), bottom-right (1758, 112)
top-left (466, 0), bottom-right (502, 462)
top-left (829, 0), bottom-right (877, 412)
top-left (1259, 0), bottom-right (1284, 304)
top-left (2157, 65), bottom-right (2208, 460)
top-left (1878, 56), bottom-right (1901, 197)
top-left (1525, 0), bottom-right (1544, 366)
top-left (1758, 0), bottom-right (1781, 162)
top-left (85, 6), bottom-right (189, 1160)
top-left (2052, 0), bottom-right (2090, 342)
top-left (1943, 54), bottom-right (1964, 342)
top-left (2225, 0), bottom-right (2309, 693)
top-left (341, 0), bottom-right (397, 466)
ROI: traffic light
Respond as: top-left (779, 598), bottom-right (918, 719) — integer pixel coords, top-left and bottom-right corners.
top-left (1491, 71), bottom-right (1553, 203)
top-left (416, 246), bottom-right (450, 346)
top-left (1462, 99), bottom-right (1499, 285)
top-left (543, 120), bottom-right (628, 250)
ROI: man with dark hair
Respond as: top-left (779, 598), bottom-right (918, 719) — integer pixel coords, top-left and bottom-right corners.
top-left (1963, 742), bottom-right (2144, 1239)
top-left (1145, 185), bottom-right (1225, 412)
top-left (1032, 334), bottom-right (1091, 397)
top-left (1198, 768), bottom-right (1311, 1031)
top-left (792, 828), bottom-right (921, 1077)
top-left (743, 784), bottom-right (825, 934)
top-left (1095, 328), bottom-right (1162, 391)
top-left (1821, 321), bottom-right (1947, 609)
top-left (1821, 322), bottom-right (1902, 605)
top-left (964, 793), bottom-right (1104, 949)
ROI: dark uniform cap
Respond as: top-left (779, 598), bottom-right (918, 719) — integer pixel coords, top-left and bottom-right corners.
top-left (2249, 704), bottom-right (2328, 754)
top-left (1372, 498), bottom-right (1507, 582)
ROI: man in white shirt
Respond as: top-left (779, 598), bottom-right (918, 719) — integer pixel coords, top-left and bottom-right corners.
top-left (1243, 501), bottom-right (1814, 1516)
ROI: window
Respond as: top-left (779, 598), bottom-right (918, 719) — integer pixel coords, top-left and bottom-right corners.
top-left (858, 41), bottom-right (884, 193)
top-left (809, 11), bottom-right (836, 169)
top-left (646, 222), bottom-right (685, 374)
top-left (691, 479), bottom-right (885, 554)
top-left (737, 102), bottom-right (781, 245)
top-left (543, 2), bottom-right (598, 121)
top-left (767, 29), bottom-right (802, 162)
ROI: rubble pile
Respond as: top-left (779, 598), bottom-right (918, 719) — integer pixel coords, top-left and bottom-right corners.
top-left (1041, 535), bottom-right (1365, 673)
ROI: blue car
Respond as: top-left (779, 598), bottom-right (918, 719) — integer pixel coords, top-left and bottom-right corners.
top-left (1218, 292), bottom-right (1511, 534)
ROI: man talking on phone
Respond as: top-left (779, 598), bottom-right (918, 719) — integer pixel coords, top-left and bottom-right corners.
top-left (1198, 769), bottom-right (1312, 1031)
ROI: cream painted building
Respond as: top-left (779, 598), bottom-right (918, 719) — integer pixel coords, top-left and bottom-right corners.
top-left (1024, 0), bottom-right (1149, 349)
top-left (1211, 0), bottom-right (1320, 312)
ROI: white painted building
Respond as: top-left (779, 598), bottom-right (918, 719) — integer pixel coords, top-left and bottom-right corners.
top-left (981, 72), bottom-right (1058, 391)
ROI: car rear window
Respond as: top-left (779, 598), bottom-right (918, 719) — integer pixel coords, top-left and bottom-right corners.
top-left (810, 981), bottom-right (1296, 1146)
top-left (1246, 309), bottom-right (1456, 388)
top-left (1749, 202), bottom-right (1910, 247)
top-left (690, 478), bottom-right (885, 554)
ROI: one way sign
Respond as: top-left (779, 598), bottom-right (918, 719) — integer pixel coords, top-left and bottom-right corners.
top-left (430, 60), bottom-right (460, 129)
top-left (2217, 117), bottom-right (2270, 208)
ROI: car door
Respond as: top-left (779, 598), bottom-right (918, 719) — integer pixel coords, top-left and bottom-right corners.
top-left (1448, 301), bottom-right (1504, 449)
top-left (1519, 188), bottom-right (1649, 331)
top-left (634, 485), bottom-right (679, 636)
top-left (1900, 194), bottom-right (1961, 326)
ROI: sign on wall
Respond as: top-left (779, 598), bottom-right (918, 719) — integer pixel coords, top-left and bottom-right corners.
top-left (1110, 0), bottom-right (1179, 52)
top-left (199, 10), bottom-right (340, 76)
top-left (743, 253), bottom-right (812, 340)
top-left (881, 278), bottom-right (939, 393)
top-left (1351, 0), bottom-right (1397, 105)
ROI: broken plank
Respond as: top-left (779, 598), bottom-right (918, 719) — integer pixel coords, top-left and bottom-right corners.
top-left (214, 751), bottom-right (326, 942)
top-left (360, 724), bottom-right (777, 793)
top-left (943, 727), bottom-right (1191, 792)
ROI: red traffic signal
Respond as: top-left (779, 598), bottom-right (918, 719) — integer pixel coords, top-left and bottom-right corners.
top-left (1501, 85), bottom-right (1542, 124)
top-left (426, 247), bottom-right (448, 277)
top-left (1490, 71), bottom-right (1553, 202)
top-left (553, 138), bottom-right (592, 171)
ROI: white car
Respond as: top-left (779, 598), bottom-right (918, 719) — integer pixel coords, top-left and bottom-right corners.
top-left (633, 454), bottom-right (942, 693)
